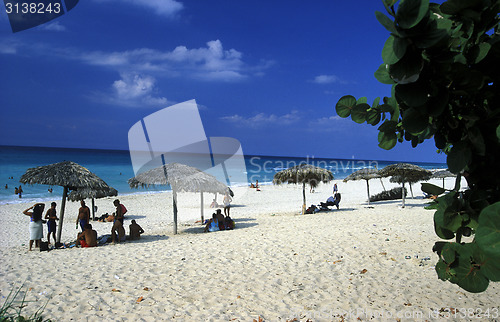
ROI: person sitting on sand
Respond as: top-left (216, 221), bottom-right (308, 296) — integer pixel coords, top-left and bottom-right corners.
top-left (111, 218), bottom-right (126, 243)
top-left (45, 202), bottom-right (58, 245)
top-left (210, 199), bottom-right (219, 208)
top-left (214, 208), bottom-right (226, 230)
top-left (78, 223), bottom-right (97, 247)
top-left (129, 220), bottom-right (144, 240)
top-left (204, 213), bottom-right (220, 232)
top-left (76, 200), bottom-right (90, 232)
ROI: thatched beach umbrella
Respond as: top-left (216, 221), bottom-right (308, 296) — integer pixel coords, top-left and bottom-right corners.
top-left (378, 163), bottom-right (432, 208)
top-left (129, 162), bottom-right (228, 234)
top-left (432, 170), bottom-right (456, 189)
top-left (68, 185), bottom-right (118, 220)
top-left (20, 161), bottom-right (110, 243)
top-left (343, 168), bottom-right (381, 206)
top-left (273, 164), bottom-right (334, 214)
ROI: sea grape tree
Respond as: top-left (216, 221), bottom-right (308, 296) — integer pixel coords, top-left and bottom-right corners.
top-left (335, 0), bottom-right (500, 292)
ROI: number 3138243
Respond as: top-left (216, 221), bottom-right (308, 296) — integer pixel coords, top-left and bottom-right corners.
top-left (5, 2), bottom-right (62, 14)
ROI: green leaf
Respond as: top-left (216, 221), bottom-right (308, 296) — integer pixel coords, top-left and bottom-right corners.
top-left (396, 82), bottom-right (429, 107)
top-left (440, 0), bottom-right (477, 15)
top-left (336, 95), bottom-right (357, 118)
top-left (473, 244), bottom-right (500, 282)
top-left (388, 50), bottom-right (423, 84)
top-left (473, 42), bottom-right (491, 64)
top-left (427, 88), bottom-right (449, 117)
top-left (351, 104), bottom-right (370, 124)
top-left (447, 141), bottom-right (472, 173)
top-left (374, 63), bottom-right (396, 85)
top-left (396, 0), bottom-right (429, 29)
top-left (476, 202), bottom-right (500, 258)
top-left (382, 35), bottom-right (408, 64)
top-left (378, 120), bottom-right (397, 132)
top-left (435, 259), bottom-right (449, 280)
top-left (378, 131), bottom-right (397, 150)
top-left (372, 97), bottom-right (380, 108)
top-left (402, 108), bottom-right (429, 134)
top-left (451, 243), bottom-right (489, 293)
top-left (497, 125), bottom-right (500, 142)
top-left (375, 10), bottom-right (398, 34)
top-left (468, 127), bottom-right (486, 156)
top-left (421, 183), bottom-right (446, 196)
top-left (441, 242), bottom-right (456, 263)
top-left (366, 108), bottom-right (382, 126)
top-left (357, 97), bottom-right (368, 104)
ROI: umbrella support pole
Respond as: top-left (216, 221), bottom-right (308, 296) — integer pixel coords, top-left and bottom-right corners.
top-left (57, 186), bottom-right (68, 243)
top-left (302, 182), bottom-right (306, 214)
top-left (200, 192), bottom-right (204, 224)
top-left (366, 180), bottom-right (370, 206)
top-left (92, 198), bottom-right (96, 221)
top-left (173, 190), bottom-right (178, 234)
top-left (402, 182), bottom-right (406, 208)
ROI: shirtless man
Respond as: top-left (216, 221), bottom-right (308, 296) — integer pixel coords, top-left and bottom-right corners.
top-left (128, 220), bottom-right (144, 240)
top-left (113, 199), bottom-right (124, 224)
top-left (45, 202), bottom-right (58, 245)
top-left (76, 200), bottom-right (90, 232)
top-left (77, 223), bottom-right (97, 247)
top-left (111, 219), bottom-right (126, 243)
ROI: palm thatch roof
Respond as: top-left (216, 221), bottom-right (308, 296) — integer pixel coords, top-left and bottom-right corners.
top-left (128, 162), bottom-right (227, 194)
top-left (20, 161), bottom-right (109, 190)
top-left (343, 168), bottom-right (380, 182)
top-left (378, 163), bottom-right (431, 179)
top-left (432, 170), bottom-right (455, 179)
top-left (68, 186), bottom-right (118, 202)
top-left (343, 168), bottom-right (381, 206)
top-left (273, 164), bottom-right (334, 188)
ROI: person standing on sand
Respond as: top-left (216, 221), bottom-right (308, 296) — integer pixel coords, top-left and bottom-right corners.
top-left (76, 200), bottom-right (90, 232)
top-left (333, 183), bottom-right (338, 194)
top-left (223, 191), bottom-right (232, 217)
top-left (113, 199), bottom-right (125, 224)
top-left (129, 220), bottom-right (144, 240)
top-left (23, 203), bottom-right (44, 251)
top-left (111, 219), bottom-right (126, 243)
top-left (45, 202), bottom-right (58, 245)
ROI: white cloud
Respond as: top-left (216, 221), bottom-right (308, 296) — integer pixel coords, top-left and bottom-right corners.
top-left (311, 74), bottom-right (340, 84)
top-left (39, 21), bottom-right (66, 31)
top-left (94, 0), bottom-right (183, 17)
top-left (0, 39), bottom-right (270, 82)
top-left (93, 73), bottom-right (170, 108)
top-left (306, 115), bottom-right (345, 132)
top-left (78, 40), bottom-right (250, 81)
top-left (0, 41), bottom-right (17, 54)
top-left (221, 110), bottom-right (301, 128)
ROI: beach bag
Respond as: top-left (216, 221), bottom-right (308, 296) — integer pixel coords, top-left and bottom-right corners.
top-left (120, 204), bottom-right (127, 215)
top-left (40, 241), bottom-right (49, 252)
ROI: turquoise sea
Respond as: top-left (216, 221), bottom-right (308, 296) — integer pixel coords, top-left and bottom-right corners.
top-left (0, 145), bottom-right (447, 204)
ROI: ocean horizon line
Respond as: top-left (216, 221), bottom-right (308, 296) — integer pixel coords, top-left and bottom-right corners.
top-left (0, 144), bottom-right (445, 166)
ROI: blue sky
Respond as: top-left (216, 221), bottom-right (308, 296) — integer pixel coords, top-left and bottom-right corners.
top-left (0, 0), bottom-right (446, 163)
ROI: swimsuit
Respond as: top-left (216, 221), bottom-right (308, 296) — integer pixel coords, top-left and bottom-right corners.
top-left (47, 220), bottom-right (56, 233)
top-left (208, 219), bottom-right (219, 232)
top-left (79, 219), bottom-right (88, 231)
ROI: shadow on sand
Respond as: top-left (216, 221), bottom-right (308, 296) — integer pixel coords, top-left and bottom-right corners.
top-left (181, 217), bottom-right (258, 234)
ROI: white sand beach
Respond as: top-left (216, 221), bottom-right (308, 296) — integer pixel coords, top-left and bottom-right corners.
top-left (0, 178), bottom-right (498, 321)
